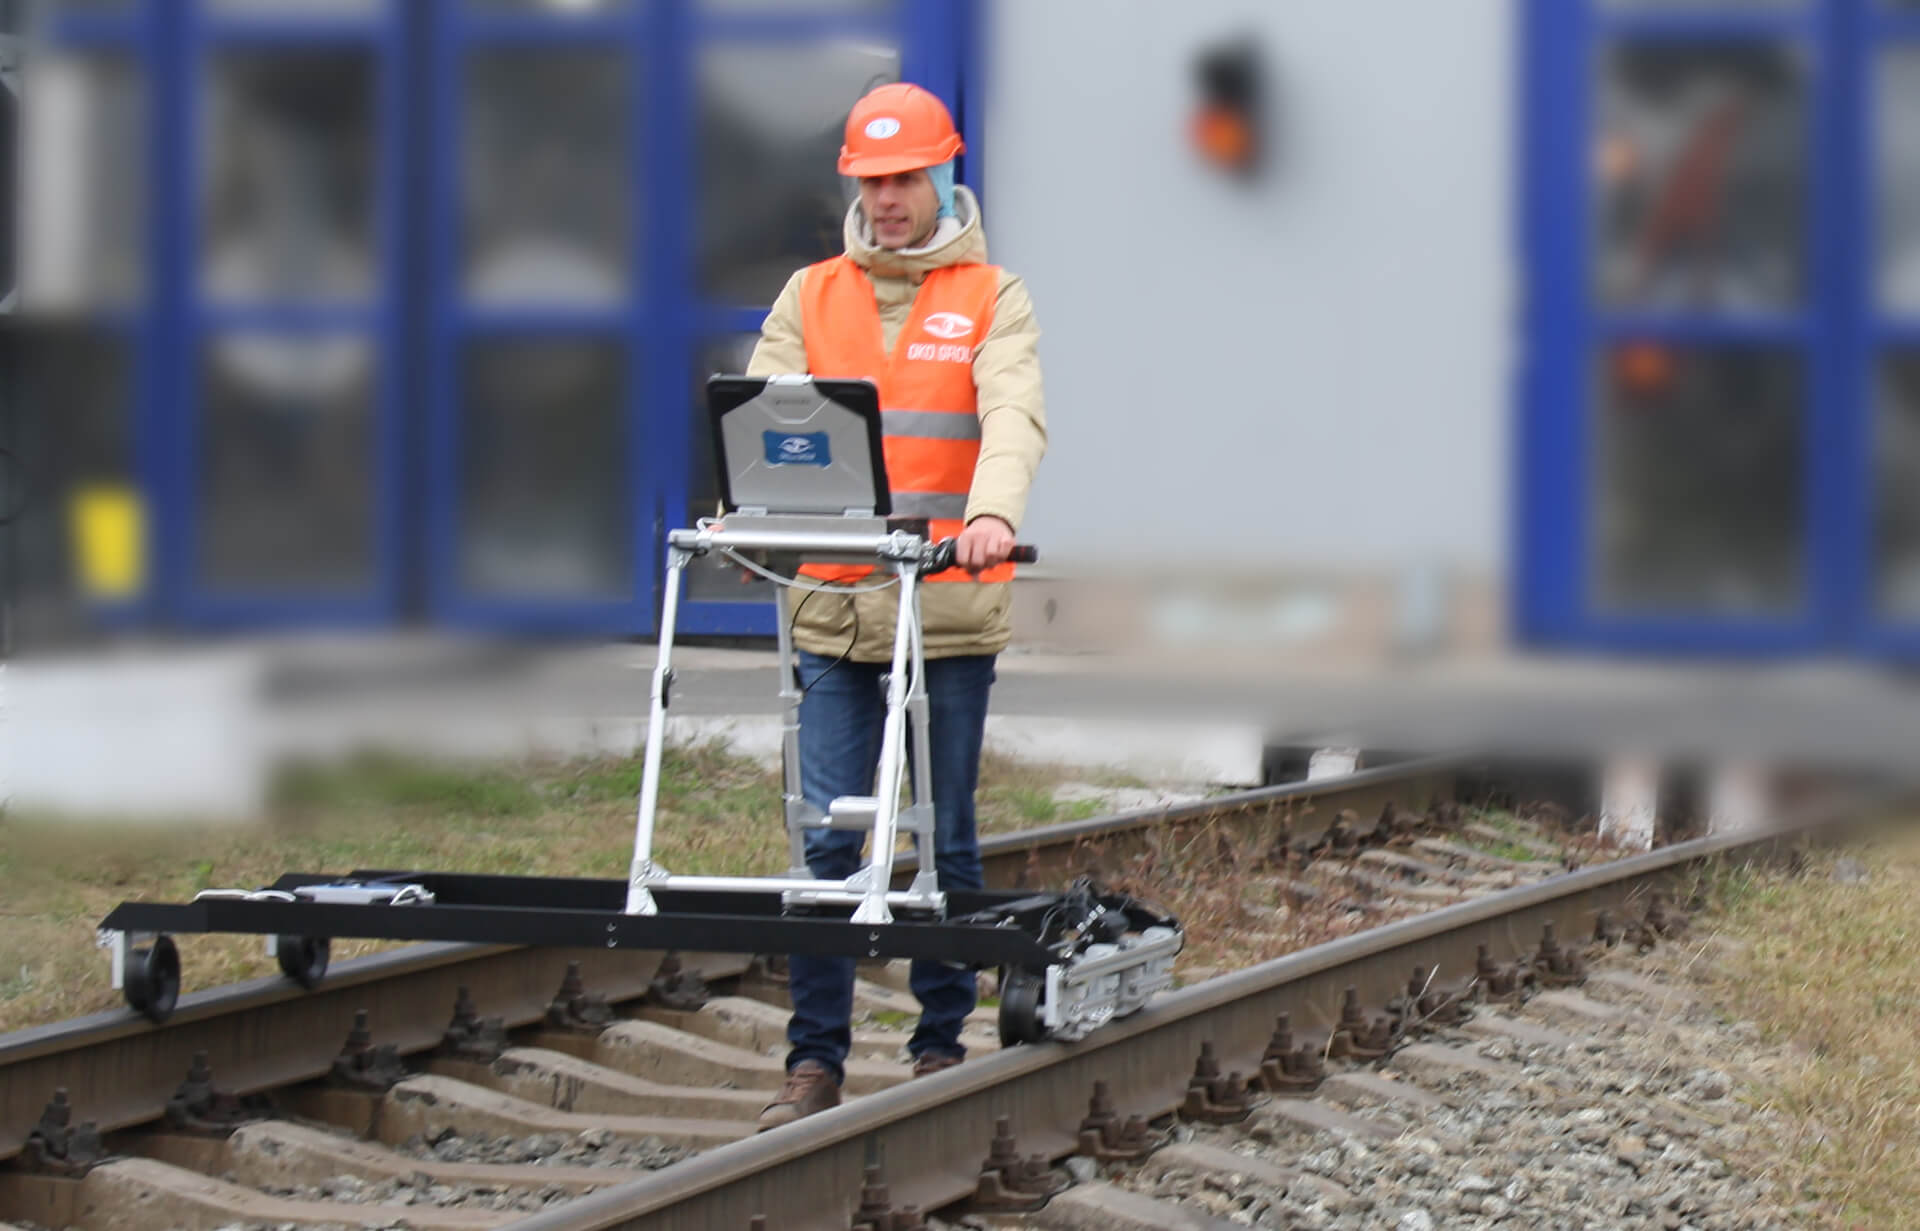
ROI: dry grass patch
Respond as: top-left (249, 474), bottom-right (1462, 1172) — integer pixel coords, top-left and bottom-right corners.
top-left (974, 750), bottom-right (1155, 834)
top-left (1699, 827), bottom-right (1920, 1230)
top-left (0, 745), bottom-right (1147, 1034)
top-left (1092, 816), bottom-right (1404, 980)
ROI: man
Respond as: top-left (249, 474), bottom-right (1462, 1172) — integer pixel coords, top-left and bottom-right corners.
top-left (747, 82), bottom-right (1046, 1130)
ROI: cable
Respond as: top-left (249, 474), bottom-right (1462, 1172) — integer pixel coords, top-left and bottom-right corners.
top-left (792, 584), bottom-right (860, 700)
top-left (708, 540), bottom-right (898, 701)
top-left (0, 446), bottom-right (23, 527)
top-left (719, 545), bottom-right (900, 596)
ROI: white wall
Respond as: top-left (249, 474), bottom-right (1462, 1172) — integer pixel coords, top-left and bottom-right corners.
top-left (984, 0), bottom-right (1515, 577)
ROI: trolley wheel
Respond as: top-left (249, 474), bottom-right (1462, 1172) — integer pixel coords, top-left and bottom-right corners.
top-left (275, 935), bottom-right (331, 990)
top-left (998, 967), bottom-right (1049, 1045)
top-left (124, 934), bottom-right (181, 1024)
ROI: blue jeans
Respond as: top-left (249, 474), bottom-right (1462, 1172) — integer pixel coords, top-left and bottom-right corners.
top-left (784, 649), bottom-right (996, 1081)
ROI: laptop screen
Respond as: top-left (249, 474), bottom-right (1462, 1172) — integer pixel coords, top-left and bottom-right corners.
top-left (707, 375), bottom-right (891, 517)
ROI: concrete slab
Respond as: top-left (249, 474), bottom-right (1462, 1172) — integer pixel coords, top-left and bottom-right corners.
top-left (1527, 989), bottom-right (1632, 1028)
top-left (1257, 1097), bottom-right (1399, 1143)
top-left (1309, 862), bottom-right (1466, 905)
top-left (379, 1075), bottom-right (748, 1153)
top-left (428, 1047), bottom-right (774, 1120)
top-left (1321, 1068), bottom-right (1453, 1113)
top-left (1457, 1013), bottom-right (1580, 1050)
top-left (1355, 849), bottom-right (1468, 884)
top-left (1584, 967), bottom-right (1695, 1013)
top-left (217, 1120), bottom-right (621, 1194)
top-left (1411, 838), bottom-right (1527, 872)
top-left (1139, 1141), bottom-right (1340, 1204)
top-left (1463, 823), bottom-right (1563, 860)
top-left (1025, 1181), bottom-right (1248, 1231)
top-left (639, 995), bottom-right (995, 1065)
top-left (1390, 1042), bottom-right (1521, 1085)
top-left (593, 1020), bottom-right (905, 1096)
top-left (68, 1156), bottom-right (509, 1231)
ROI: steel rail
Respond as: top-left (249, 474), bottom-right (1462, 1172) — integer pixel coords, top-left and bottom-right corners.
top-left (504, 816), bottom-right (1845, 1231)
top-left (0, 757), bottom-right (1465, 1164)
top-left (961, 755), bottom-right (1464, 888)
top-left (0, 946), bottom-right (727, 1161)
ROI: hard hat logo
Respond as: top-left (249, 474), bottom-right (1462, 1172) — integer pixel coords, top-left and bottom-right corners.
top-left (839, 82), bottom-right (964, 177)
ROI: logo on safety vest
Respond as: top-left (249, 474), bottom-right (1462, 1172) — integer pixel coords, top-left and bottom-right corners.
top-left (864, 117), bottom-right (902, 140)
top-left (923, 312), bottom-right (974, 340)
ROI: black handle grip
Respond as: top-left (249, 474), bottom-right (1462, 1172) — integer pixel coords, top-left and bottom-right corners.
top-left (927, 541), bottom-right (1039, 571)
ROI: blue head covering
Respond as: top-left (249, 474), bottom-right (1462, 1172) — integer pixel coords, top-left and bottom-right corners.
top-left (925, 160), bottom-right (957, 219)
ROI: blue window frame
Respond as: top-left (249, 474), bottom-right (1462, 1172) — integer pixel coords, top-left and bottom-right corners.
top-left (42, 4), bottom-right (162, 627)
top-left (426, 0), bottom-right (976, 637)
top-left (163, 0), bottom-right (409, 628)
top-left (1517, 0), bottom-right (1919, 656)
top-left (51, 0), bottom-right (977, 638)
top-left (1859, 1), bottom-right (1920, 654)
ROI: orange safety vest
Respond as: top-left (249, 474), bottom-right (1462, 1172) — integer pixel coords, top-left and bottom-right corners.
top-left (797, 256), bottom-right (1015, 585)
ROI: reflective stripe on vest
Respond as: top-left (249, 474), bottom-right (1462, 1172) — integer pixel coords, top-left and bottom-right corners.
top-left (797, 256), bottom-right (1013, 585)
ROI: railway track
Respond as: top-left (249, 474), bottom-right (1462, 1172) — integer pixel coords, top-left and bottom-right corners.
top-left (937, 920), bottom-right (1779, 1231)
top-left (0, 760), bottom-right (1841, 1230)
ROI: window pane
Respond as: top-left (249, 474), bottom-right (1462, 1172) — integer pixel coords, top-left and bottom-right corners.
top-left (699, 0), bottom-right (891, 11)
top-left (1877, 49), bottom-right (1920, 314)
top-left (201, 50), bottom-right (377, 305)
top-left (463, 48), bottom-right (632, 306)
top-left (459, 339), bottom-right (632, 599)
top-left (1595, 1), bottom-right (1803, 9)
top-left (7, 328), bottom-right (138, 636)
top-left (18, 51), bottom-right (144, 311)
top-left (684, 335), bottom-right (773, 603)
top-left (203, 0), bottom-right (383, 14)
top-left (198, 333), bottom-right (376, 591)
top-left (1591, 345), bottom-right (1804, 613)
top-left (1874, 356), bottom-right (1920, 618)
top-left (463, 0), bottom-right (635, 10)
top-left (39, 2), bottom-right (138, 14)
top-left (1593, 42), bottom-right (1805, 312)
top-left (697, 39), bottom-right (899, 305)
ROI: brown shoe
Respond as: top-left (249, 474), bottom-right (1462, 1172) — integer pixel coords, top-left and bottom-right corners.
top-left (757, 1060), bottom-right (840, 1131)
top-left (911, 1051), bottom-right (963, 1078)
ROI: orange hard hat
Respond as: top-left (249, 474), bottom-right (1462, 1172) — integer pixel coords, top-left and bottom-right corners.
top-left (839, 83), bottom-right (964, 177)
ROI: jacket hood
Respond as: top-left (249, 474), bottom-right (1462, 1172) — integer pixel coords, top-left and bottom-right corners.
top-left (844, 184), bottom-right (988, 278)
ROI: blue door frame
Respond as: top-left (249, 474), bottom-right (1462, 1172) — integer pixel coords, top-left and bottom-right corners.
top-left (426, 0), bottom-right (977, 638)
top-left (175, 0), bottom-right (408, 628)
top-left (52, 0), bottom-right (979, 638)
top-left (1519, 0), bottom-right (1920, 658)
top-left (44, 6), bottom-right (164, 628)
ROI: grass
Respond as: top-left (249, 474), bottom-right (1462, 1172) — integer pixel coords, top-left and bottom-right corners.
top-left (1690, 827), bottom-right (1920, 1229)
top-left (0, 744), bottom-right (1158, 1034)
top-left (976, 755), bottom-right (1147, 833)
top-left (1460, 808), bottom-right (1555, 862)
top-left (1087, 811), bottom-right (1394, 980)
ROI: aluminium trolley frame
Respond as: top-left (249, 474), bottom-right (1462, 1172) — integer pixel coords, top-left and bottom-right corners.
top-left (99, 388), bottom-right (1182, 1039)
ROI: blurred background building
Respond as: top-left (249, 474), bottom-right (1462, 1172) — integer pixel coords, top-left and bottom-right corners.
top-left (2, 0), bottom-right (1915, 663)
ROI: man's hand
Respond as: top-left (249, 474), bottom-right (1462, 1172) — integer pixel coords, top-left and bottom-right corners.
top-left (954, 515), bottom-right (1016, 574)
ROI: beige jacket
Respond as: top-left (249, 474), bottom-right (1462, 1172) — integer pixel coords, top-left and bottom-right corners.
top-left (747, 186), bottom-right (1047, 661)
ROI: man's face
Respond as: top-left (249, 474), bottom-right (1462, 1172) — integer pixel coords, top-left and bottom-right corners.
top-left (858, 170), bottom-right (940, 250)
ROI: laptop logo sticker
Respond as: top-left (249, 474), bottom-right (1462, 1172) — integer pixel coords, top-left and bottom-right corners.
top-left (765, 431), bottom-right (833, 467)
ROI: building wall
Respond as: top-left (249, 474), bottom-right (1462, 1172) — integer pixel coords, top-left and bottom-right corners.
top-left (984, 0), bottom-right (1516, 581)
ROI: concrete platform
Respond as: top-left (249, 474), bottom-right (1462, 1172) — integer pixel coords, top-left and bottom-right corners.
top-left (6, 632), bottom-right (1916, 819)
